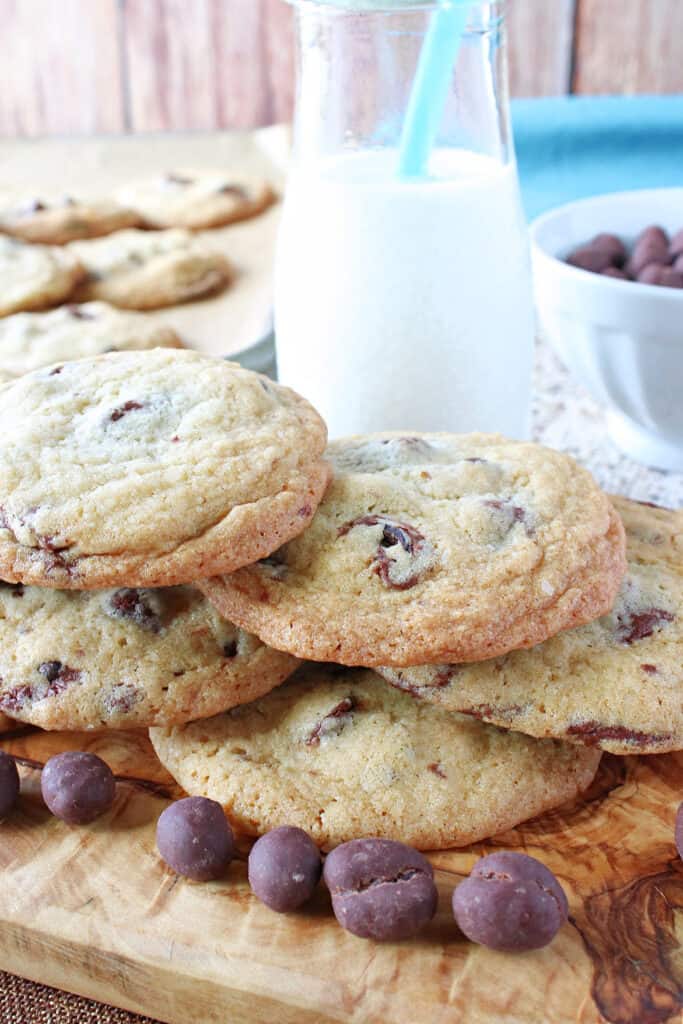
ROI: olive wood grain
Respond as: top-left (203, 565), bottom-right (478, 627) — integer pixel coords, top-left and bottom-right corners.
top-left (0, 727), bottom-right (680, 1024)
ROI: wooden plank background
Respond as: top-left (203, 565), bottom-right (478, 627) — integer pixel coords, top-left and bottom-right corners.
top-left (0, 0), bottom-right (682, 137)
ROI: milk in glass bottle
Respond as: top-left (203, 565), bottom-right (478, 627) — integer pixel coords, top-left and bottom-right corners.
top-left (275, 0), bottom-right (534, 438)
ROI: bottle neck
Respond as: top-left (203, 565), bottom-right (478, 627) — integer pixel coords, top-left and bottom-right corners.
top-left (290, 2), bottom-right (511, 171)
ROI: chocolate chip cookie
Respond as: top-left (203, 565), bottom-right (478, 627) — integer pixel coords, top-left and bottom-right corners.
top-left (69, 229), bottom-right (233, 309)
top-left (0, 302), bottom-right (182, 378)
top-left (0, 236), bottom-right (85, 317)
top-left (149, 664), bottom-right (601, 850)
top-left (116, 171), bottom-right (276, 230)
top-left (376, 497), bottom-right (683, 755)
top-left (0, 193), bottom-right (141, 245)
top-left (201, 433), bottom-right (626, 666)
top-left (0, 349), bottom-right (330, 588)
top-left (0, 582), bottom-right (298, 730)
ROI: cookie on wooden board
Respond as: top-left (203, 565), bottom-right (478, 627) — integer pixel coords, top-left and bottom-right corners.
top-left (150, 663), bottom-right (601, 851)
top-left (0, 350), bottom-right (330, 588)
top-left (0, 582), bottom-right (298, 731)
top-left (377, 497), bottom-right (683, 755)
top-left (117, 170), bottom-right (276, 230)
top-left (200, 433), bottom-right (626, 666)
top-left (69, 228), bottom-right (233, 310)
top-left (0, 302), bottom-right (182, 378)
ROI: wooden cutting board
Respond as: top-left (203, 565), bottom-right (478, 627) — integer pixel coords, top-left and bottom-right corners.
top-left (0, 727), bottom-right (681, 1024)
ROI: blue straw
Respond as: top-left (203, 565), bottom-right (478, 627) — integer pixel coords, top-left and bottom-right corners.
top-left (397, 2), bottom-right (470, 179)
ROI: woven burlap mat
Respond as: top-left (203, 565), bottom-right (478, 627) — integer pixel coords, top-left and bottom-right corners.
top-left (0, 972), bottom-right (161, 1023)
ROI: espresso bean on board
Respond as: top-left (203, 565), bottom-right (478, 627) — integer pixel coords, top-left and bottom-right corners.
top-left (156, 796), bottom-right (234, 881)
top-left (248, 826), bottom-right (322, 912)
top-left (41, 751), bottom-right (116, 825)
top-left (452, 851), bottom-right (568, 953)
top-left (0, 751), bottom-right (19, 818)
top-left (323, 838), bottom-right (438, 941)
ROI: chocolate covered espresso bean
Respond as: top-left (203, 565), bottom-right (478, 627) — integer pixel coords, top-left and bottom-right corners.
top-left (452, 851), bottom-right (568, 952)
top-left (566, 247), bottom-right (616, 274)
top-left (248, 826), bottom-right (322, 912)
top-left (157, 796), bottom-right (234, 881)
top-left (41, 751), bottom-right (115, 825)
top-left (638, 264), bottom-right (683, 289)
top-left (324, 838), bottom-right (437, 941)
top-left (590, 233), bottom-right (627, 265)
top-left (0, 751), bottom-right (19, 818)
top-left (628, 226), bottom-right (670, 277)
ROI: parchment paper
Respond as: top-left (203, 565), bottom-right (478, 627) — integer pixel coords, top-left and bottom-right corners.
top-left (0, 125), bottom-right (290, 358)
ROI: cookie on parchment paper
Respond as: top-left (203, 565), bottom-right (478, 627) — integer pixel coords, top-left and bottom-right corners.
top-left (0, 302), bottom-right (182, 378)
top-left (70, 228), bottom-right (233, 310)
top-left (117, 170), bottom-right (276, 231)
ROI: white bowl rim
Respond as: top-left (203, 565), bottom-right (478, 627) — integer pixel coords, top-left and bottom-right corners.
top-left (529, 187), bottom-right (683, 303)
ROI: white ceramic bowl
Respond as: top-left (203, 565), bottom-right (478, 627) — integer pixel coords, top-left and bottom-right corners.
top-left (530, 189), bottom-right (683, 471)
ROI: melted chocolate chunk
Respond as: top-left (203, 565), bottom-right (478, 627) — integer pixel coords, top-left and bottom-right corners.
top-left (104, 685), bottom-right (142, 716)
top-left (66, 304), bottom-right (96, 320)
top-left (38, 662), bottom-right (80, 686)
top-left (306, 696), bottom-right (356, 746)
top-left (0, 686), bottom-right (34, 713)
top-left (106, 589), bottom-right (163, 633)
top-left (339, 515), bottom-right (435, 590)
top-left (461, 703), bottom-right (525, 723)
top-left (110, 400), bottom-right (143, 423)
top-left (222, 640), bottom-right (238, 658)
top-left (38, 533), bottom-right (73, 554)
top-left (39, 661), bottom-right (63, 683)
top-left (165, 172), bottom-right (194, 185)
top-left (635, 499), bottom-right (670, 511)
top-left (617, 608), bottom-right (674, 645)
top-left (2, 661), bottom-right (82, 712)
top-left (217, 184), bottom-right (248, 199)
top-left (257, 550), bottom-right (288, 579)
top-left (484, 499), bottom-right (533, 536)
top-left (18, 198), bottom-right (47, 215)
top-left (388, 666), bottom-right (457, 699)
top-left (567, 720), bottom-right (673, 748)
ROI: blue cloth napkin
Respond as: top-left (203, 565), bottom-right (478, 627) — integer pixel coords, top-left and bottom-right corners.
top-left (511, 95), bottom-right (683, 221)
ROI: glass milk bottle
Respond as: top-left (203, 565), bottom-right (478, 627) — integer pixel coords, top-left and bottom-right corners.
top-left (275, 0), bottom-right (534, 439)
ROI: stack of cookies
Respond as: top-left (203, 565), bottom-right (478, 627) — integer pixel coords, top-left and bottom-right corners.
top-left (2, 350), bottom-right (680, 854)
top-left (0, 347), bottom-right (327, 734)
